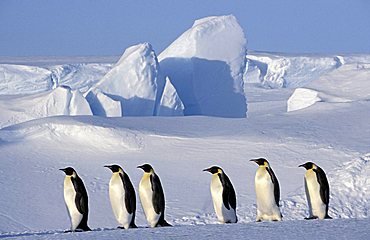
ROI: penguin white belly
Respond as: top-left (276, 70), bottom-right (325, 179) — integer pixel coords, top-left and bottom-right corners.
top-left (139, 176), bottom-right (160, 227)
top-left (255, 168), bottom-right (281, 221)
top-left (109, 174), bottom-right (132, 229)
top-left (210, 175), bottom-right (236, 223)
top-left (305, 171), bottom-right (326, 219)
top-left (64, 177), bottom-right (83, 231)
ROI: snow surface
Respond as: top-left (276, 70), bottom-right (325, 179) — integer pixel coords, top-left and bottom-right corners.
top-left (0, 14), bottom-right (370, 240)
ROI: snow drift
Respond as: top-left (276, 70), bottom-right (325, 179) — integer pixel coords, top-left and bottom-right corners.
top-left (0, 86), bottom-right (92, 128)
top-left (0, 63), bottom-right (112, 95)
top-left (246, 52), bottom-right (342, 88)
top-left (159, 15), bottom-right (247, 117)
top-left (287, 62), bottom-right (370, 112)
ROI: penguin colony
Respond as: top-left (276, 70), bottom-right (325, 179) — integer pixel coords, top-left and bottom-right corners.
top-left (60, 159), bottom-right (331, 232)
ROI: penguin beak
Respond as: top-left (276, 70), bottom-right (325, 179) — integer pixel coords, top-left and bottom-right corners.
top-left (137, 165), bottom-right (144, 170)
top-left (59, 168), bottom-right (66, 172)
top-left (202, 168), bottom-right (211, 172)
top-left (104, 165), bottom-right (112, 169)
top-left (250, 159), bottom-right (258, 164)
top-left (298, 164), bottom-right (305, 168)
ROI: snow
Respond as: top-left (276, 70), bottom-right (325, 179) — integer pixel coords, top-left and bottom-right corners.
top-left (0, 86), bottom-right (92, 129)
top-left (287, 88), bottom-right (321, 112)
top-left (0, 63), bottom-right (113, 95)
top-left (0, 14), bottom-right (370, 240)
top-left (1, 219), bottom-right (369, 239)
top-left (246, 52), bottom-right (342, 88)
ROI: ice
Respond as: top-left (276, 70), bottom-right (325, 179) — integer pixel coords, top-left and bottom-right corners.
top-left (159, 15), bottom-right (247, 117)
top-left (86, 43), bottom-right (162, 116)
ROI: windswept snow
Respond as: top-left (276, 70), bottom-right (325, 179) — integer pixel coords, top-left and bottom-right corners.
top-left (287, 88), bottom-right (321, 112)
top-left (246, 52), bottom-right (342, 88)
top-left (0, 63), bottom-right (113, 95)
top-left (287, 61), bottom-right (370, 112)
top-left (0, 86), bottom-right (92, 128)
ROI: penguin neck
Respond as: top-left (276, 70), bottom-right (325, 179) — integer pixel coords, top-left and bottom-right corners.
top-left (306, 168), bottom-right (315, 177)
top-left (112, 172), bottom-right (121, 179)
top-left (65, 172), bottom-right (77, 179)
top-left (142, 170), bottom-right (154, 180)
top-left (212, 173), bottom-right (220, 181)
top-left (113, 169), bottom-right (124, 176)
top-left (258, 165), bottom-right (268, 170)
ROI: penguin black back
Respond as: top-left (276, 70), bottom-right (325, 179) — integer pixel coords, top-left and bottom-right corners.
top-left (266, 167), bottom-right (280, 206)
top-left (313, 166), bottom-right (330, 206)
top-left (218, 169), bottom-right (237, 210)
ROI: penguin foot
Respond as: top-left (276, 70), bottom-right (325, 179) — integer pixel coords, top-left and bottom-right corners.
top-left (157, 220), bottom-right (172, 227)
top-left (304, 216), bottom-right (318, 220)
top-left (129, 223), bottom-right (138, 228)
top-left (117, 226), bottom-right (126, 229)
top-left (325, 215), bottom-right (333, 219)
top-left (64, 230), bottom-right (72, 233)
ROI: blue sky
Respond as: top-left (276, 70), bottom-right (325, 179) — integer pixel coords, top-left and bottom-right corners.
top-left (0, 0), bottom-right (369, 56)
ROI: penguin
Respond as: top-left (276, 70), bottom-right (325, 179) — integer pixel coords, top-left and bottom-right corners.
top-left (250, 158), bottom-right (282, 221)
top-left (299, 162), bottom-right (332, 220)
top-left (203, 166), bottom-right (237, 223)
top-left (104, 164), bottom-right (137, 229)
top-left (59, 167), bottom-right (91, 231)
top-left (137, 164), bottom-right (171, 227)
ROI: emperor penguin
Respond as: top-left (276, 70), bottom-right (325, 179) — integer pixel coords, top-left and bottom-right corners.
top-left (104, 164), bottom-right (137, 229)
top-left (59, 167), bottom-right (91, 231)
top-left (203, 166), bottom-right (237, 223)
top-left (137, 164), bottom-right (172, 227)
top-left (250, 158), bottom-right (282, 221)
top-left (299, 162), bottom-right (332, 220)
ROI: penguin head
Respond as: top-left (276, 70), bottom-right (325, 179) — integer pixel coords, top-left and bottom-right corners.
top-left (298, 162), bottom-right (316, 170)
top-left (203, 166), bottom-right (223, 174)
top-left (137, 164), bottom-right (153, 173)
top-left (250, 158), bottom-right (269, 167)
top-left (104, 164), bottom-right (123, 173)
top-left (59, 167), bottom-right (76, 177)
